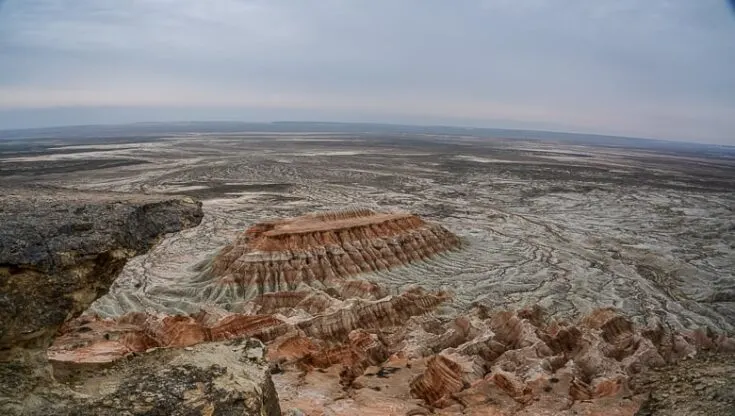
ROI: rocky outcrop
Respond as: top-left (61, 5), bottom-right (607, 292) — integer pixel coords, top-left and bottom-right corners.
top-left (205, 209), bottom-right (461, 298)
top-left (49, 288), bottom-right (449, 366)
top-left (0, 188), bottom-right (203, 350)
top-left (409, 355), bottom-right (467, 407)
top-left (274, 305), bottom-right (734, 415)
top-left (631, 351), bottom-right (735, 416)
top-left (23, 338), bottom-right (281, 416)
top-left (0, 188), bottom-right (280, 416)
top-left (402, 308), bottom-right (653, 410)
top-left (27, 203), bottom-right (734, 415)
top-left (33, 208), bottom-right (464, 415)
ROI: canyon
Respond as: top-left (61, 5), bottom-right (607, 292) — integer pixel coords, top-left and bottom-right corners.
top-left (1, 124), bottom-right (734, 415)
top-left (46, 208), bottom-right (735, 416)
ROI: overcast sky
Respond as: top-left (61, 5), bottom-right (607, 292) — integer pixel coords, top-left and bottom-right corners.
top-left (1, 0), bottom-right (734, 143)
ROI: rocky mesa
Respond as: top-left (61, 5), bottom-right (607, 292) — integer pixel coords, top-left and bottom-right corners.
top-left (48, 209), bottom-right (461, 365)
top-left (206, 208), bottom-right (461, 297)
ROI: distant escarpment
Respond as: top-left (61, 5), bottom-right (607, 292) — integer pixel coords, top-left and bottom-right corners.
top-left (204, 208), bottom-right (461, 298)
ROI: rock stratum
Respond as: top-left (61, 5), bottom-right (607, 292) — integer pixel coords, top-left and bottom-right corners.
top-left (48, 288), bottom-right (450, 365)
top-left (0, 188), bottom-right (281, 416)
top-left (269, 306), bottom-right (734, 415)
top-left (49, 209), bottom-right (461, 364)
top-left (34, 339), bottom-right (280, 416)
top-left (206, 208), bottom-right (461, 297)
top-left (45, 208), bottom-right (735, 415)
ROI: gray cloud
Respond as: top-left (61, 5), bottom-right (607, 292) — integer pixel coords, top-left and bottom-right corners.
top-left (1, 0), bottom-right (734, 143)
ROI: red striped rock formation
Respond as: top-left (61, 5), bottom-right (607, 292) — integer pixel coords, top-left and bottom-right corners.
top-left (268, 305), bottom-right (732, 415)
top-left (41, 207), bottom-right (735, 415)
top-left (391, 307), bottom-right (735, 415)
top-left (49, 209), bottom-right (458, 367)
top-left (48, 288), bottom-right (449, 366)
top-left (207, 209), bottom-right (461, 298)
top-left (297, 288), bottom-right (451, 340)
top-left (301, 330), bottom-right (390, 382)
top-left (51, 299), bottom-right (735, 415)
top-left (409, 355), bottom-right (467, 406)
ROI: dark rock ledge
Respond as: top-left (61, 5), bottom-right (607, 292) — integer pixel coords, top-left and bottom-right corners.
top-left (0, 187), bottom-right (281, 415)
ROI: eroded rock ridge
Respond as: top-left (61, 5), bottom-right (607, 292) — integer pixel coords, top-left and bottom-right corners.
top-left (206, 208), bottom-right (461, 297)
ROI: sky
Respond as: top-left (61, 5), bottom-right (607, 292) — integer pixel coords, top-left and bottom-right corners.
top-left (1, 0), bottom-right (734, 144)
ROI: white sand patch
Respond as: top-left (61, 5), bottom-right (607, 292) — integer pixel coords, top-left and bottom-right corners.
top-left (295, 151), bottom-right (365, 157)
top-left (454, 155), bottom-right (539, 164)
top-left (50, 143), bottom-right (144, 151)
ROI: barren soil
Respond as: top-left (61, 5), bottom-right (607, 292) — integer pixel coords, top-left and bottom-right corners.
top-left (2, 128), bottom-right (734, 414)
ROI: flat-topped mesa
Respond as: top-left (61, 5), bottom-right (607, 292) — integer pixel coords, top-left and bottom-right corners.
top-left (208, 209), bottom-right (461, 295)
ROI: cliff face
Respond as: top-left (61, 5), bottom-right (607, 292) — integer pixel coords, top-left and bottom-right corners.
top-left (0, 188), bottom-right (203, 351)
top-left (0, 189), bottom-right (281, 416)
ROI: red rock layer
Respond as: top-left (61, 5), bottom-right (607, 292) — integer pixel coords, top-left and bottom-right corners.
top-left (271, 305), bottom-right (734, 415)
top-left (207, 209), bottom-right (461, 296)
top-left (409, 355), bottom-right (466, 406)
top-left (48, 288), bottom-right (448, 365)
top-left (297, 288), bottom-right (451, 340)
top-left (50, 298), bottom-right (735, 415)
top-left (401, 307), bottom-right (735, 414)
top-left (300, 329), bottom-right (390, 383)
top-left (48, 311), bottom-right (290, 364)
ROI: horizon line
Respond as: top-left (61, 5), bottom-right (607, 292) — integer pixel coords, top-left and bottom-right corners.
top-left (0, 119), bottom-right (731, 149)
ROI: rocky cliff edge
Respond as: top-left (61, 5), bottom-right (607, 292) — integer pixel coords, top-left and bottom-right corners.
top-left (0, 187), bottom-right (281, 416)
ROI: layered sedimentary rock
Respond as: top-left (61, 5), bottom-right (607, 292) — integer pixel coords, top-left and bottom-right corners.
top-left (402, 307), bottom-right (735, 412)
top-left (38, 208), bottom-right (461, 415)
top-left (32, 203), bottom-right (735, 415)
top-left (274, 306), bottom-right (735, 415)
top-left (205, 209), bottom-right (461, 298)
top-left (49, 288), bottom-right (450, 365)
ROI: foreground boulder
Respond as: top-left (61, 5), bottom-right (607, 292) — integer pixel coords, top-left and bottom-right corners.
top-left (632, 351), bottom-right (735, 416)
top-left (36, 338), bottom-right (280, 416)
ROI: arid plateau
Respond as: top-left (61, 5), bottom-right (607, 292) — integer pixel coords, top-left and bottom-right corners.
top-left (1, 124), bottom-right (734, 415)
